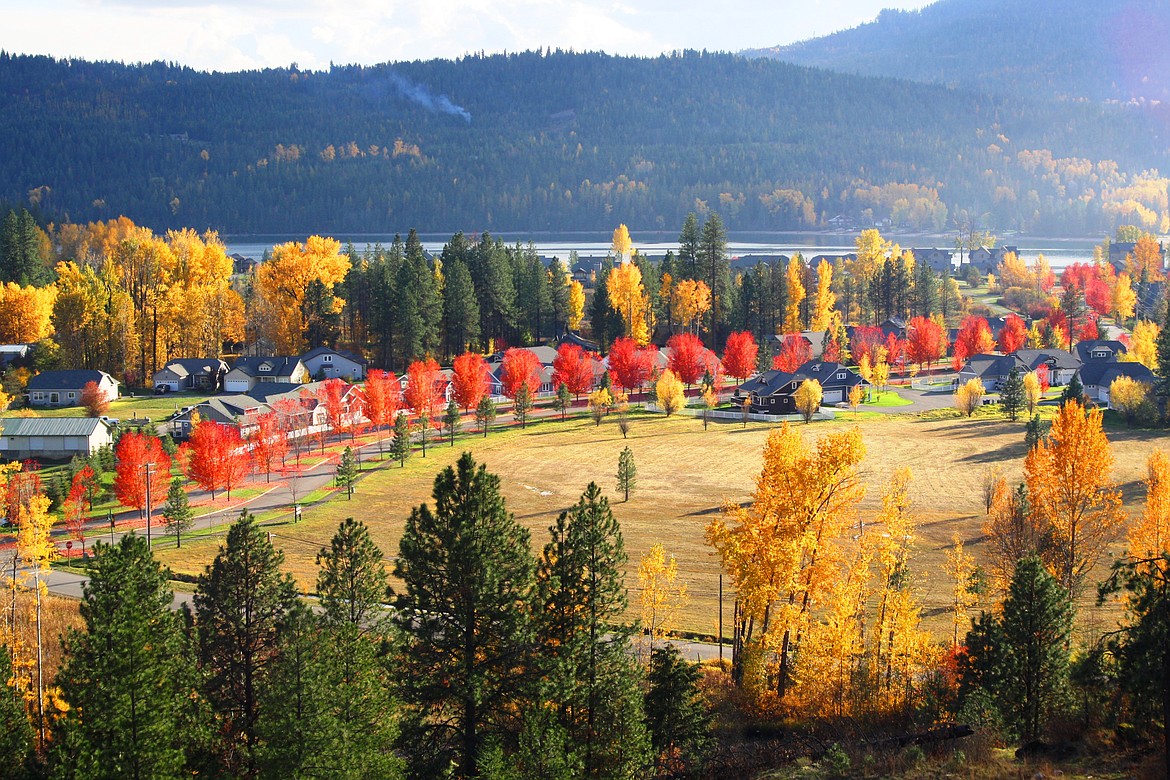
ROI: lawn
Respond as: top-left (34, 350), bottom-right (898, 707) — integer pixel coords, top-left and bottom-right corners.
top-left (152, 409), bottom-right (1165, 641)
top-left (863, 390), bottom-right (913, 407)
top-left (4, 392), bottom-right (209, 423)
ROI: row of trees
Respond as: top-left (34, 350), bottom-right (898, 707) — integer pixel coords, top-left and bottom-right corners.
top-left (2, 458), bottom-right (713, 780)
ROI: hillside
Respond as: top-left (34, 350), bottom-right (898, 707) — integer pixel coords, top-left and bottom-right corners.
top-left (749, 0), bottom-right (1170, 104)
top-left (1, 50), bottom-right (1168, 235)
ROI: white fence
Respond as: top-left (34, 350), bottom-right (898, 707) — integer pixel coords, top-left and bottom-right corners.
top-left (644, 404), bottom-right (836, 423)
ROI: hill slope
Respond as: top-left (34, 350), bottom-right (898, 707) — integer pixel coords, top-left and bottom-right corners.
top-left (749, 0), bottom-right (1170, 103)
top-left (1, 51), bottom-right (1167, 235)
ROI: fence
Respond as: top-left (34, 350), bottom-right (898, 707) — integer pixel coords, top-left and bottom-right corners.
top-left (644, 403), bottom-right (836, 423)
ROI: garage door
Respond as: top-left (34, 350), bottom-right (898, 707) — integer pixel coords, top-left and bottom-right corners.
top-left (822, 389), bottom-right (843, 404)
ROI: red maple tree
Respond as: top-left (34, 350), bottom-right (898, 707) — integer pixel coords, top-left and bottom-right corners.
top-left (188, 421), bottom-right (250, 499)
top-left (997, 314), bottom-right (1027, 354)
top-left (363, 369), bottom-right (401, 428)
top-left (905, 316), bottom-right (946, 370)
top-left (722, 331), bottom-right (759, 386)
top-left (951, 316), bottom-right (995, 370)
top-left (499, 348), bottom-right (543, 399)
top-left (405, 358), bottom-right (443, 421)
top-left (451, 352), bottom-right (490, 410)
top-left (113, 431), bottom-right (172, 518)
top-left (248, 411), bottom-right (287, 483)
top-left (317, 378), bottom-right (349, 440)
top-left (884, 333), bottom-right (907, 375)
top-left (772, 334), bottom-right (812, 373)
top-left (64, 465), bottom-right (97, 555)
top-left (667, 333), bottom-right (705, 386)
top-left (849, 325), bottom-right (884, 368)
top-left (607, 338), bottom-right (655, 391)
top-left (80, 380), bottom-right (111, 418)
top-left (1035, 363), bottom-right (1051, 391)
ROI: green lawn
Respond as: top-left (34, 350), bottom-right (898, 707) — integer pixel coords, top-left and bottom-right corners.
top-left (864, 390), bottom-right (913, 407)
top-left (6, 392), bottom-right (209, 422)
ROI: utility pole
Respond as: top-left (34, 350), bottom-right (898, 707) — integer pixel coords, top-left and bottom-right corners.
top-left (718, 573), bottom-right (723, 663)
top-left (144, 462), bottom-right (154, 546)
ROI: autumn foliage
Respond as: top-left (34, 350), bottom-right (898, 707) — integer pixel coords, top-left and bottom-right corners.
top-left (247, 411), bottom-right (287, 482)
top-left (997, 314), bottom-right (1027, 354)
top-left (79, 381), bottom-right (110, 418)
top-left (450, 353), bottom-right (490, 410)
top-left (607, 337), bottom-right (654, 391)
top-left (722, 331), bottom-right (759, 385)
top-left (499, 348), bottom-right (543, 399)
top-left (905, 316), bottom-right (946, 369)
top-left (188, 421), bottom-right (250, 499)
top-left (363, 369), bottom-right (401, 427)
top-left (113, 432), bottom-right (171, 517)
top-left (952, 316), bottom-right (995, 370)
top-left (849, 325), bottom-right (884, 368)
top-left (404, 358), bottom-right (443, 420)
top-left (772, 333), bottom-right (811, 373)
top-left (666, 333), bottom-right (705, 386)
top-left (551, 343), bottom-right (596, 397)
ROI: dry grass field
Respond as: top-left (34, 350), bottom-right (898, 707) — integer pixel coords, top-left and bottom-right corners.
top-left (153, 410), bottom-right (1168, 640)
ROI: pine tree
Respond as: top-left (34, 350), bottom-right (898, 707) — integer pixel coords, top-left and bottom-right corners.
top-left (1025, 414), bottom-right (1044, 450)
top-left (444, 398), bottom-right (461, 445)
top-left (391, 413), bottom-right (411, 467)
top-left (1000, 366), bottom-right (1026, 421)
top-left (1157, 301), bottom-right (1170, 402)
top-left (0, 646), bottom-right (33, 779)
top-left (195, 511), bottom-right (298, 776)
top-left (161, 477), bottom-right (194, 548)
top-left (555, 382), bottom-right (572, 421)
top-left (644, 646), bottom-right (713, 780)
top-left (54, 534), bottom-right (204, 779)
top-left (616, 447), bottom-right (637, 502)
top-left (392, 454), bottom-right (536, 779)
top-left (591, 263), bottom-right (623, 351)
top-left (514, 382), bottom-right (534, 428)
top-left (476, 395), bottom-right (497, 438)
top-left (336, 446), bottom-right (358, 498)
top-left (443, 259), bottom-right (480, 357)
top-left (1060, 373), bottom-right (1084, 407)
top-left (534, 483), bottom-right (649, 780)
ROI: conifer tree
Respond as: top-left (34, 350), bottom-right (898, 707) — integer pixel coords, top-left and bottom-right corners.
top-left (514, 382), bottom-right (534, 428)
top-left (1157, 301), bottom-right (1170, 402)
top-left (554, 382), bottom-right (572, 421)
top-left (534, 482), bottom-right (649, 780)
top-left (644, 646), bottom-right (713, 780)
top-left (616, 447), bottom-right (637, 502)
top-left (444, 398), bottom-right (461, 445)
top-left (0, 645), bottom-right (32, 779)
top-left (1060, 373), bottom-right (1084, 407)
top-left (336, 446), bottom-right (358, 498)
top-left (391, 413), bottom-right (411, 467)
top-left (195, 511), bottom-right (298, 777)
top-left (1025, 414), bottom-right (1044, 450)
top-left (161, 477), bottom-right (194, 548)
top-left (392, 454), bottom-right (536, 779)
top-left (54, 534), bottom-right (204, 779)
top-left (476, 395), bottom-right (497, 437)
top-left (1000, 366), bottom-right (1026, 421)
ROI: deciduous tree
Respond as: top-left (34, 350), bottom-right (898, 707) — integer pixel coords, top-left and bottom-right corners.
top-left (1023, 371), bottom-right (1043, 414)
top-left (1110, 376), bottom-right (1151, 425)
top-left (772, 333), bottom-right (811, 373)
top-left (1124, 320), bottom-right (1159, 369)
top-left (188, 421), bottom-right (249, 499)
top-left (794, 378), bottom-right (822, 423)
top-left (451, 352), bottom-right (489, 411)
top-left (666, 333), bottom-right (704, 386)
top-left (253, 236), bottom-right (351, 354)
top-left (247, 411), bottom-right (286, 483)
top-left (1129, 450), bottom-right (1170, 564)
top-left (654, 370), bottom-right (684, 416)
top-left (607, 337), bottom-right (654, 392)
top-left (905, 316), bottom-right (946, 370)
top-left (499, 348), bottom-right (542, 400)
top-left (606, 260), bottom-right (651, 345)
top-left (405, 358), bottom-right (442, 456)
top-left (952, 316), bottom-right (995, 370)
top-left (79, 380), bottom-right (110, 418)
top-left (953, 378), bottom-right (985, 416)
top-left (639, 543), bottom-right (688, 653)
top-left (113, 432), bottom-right (171, 519)
top-left (722, 331), bottom-right (758, 388)
top-left (998, 314), bottom-right (1027, 354)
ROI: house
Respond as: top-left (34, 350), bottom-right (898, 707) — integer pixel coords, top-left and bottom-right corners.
top-left (170, 395), bottom-right (268, 440)
top-left (1076, 361), bottom-right (1156, 408)
top-left (151, 358), bottom-right (228, 393)
top-left (957, 354), bottom-right (1028, 391)
top-left (26, 370), bottom-right (119, 408)
top-left (734, 361), bottom-right (867, 414)
top-left (556, 331), bottom-right (600, 354)
top-left (230, 253), bottom-right (259, 275)
top-left (1108, 241), bottom-right (1164, 273)
top-left (0, 417), bottom-right (113, 460)
top-left (879, 318), bottom-right (907, 341)
top-left (965, 246), bottom-right (1019, 273)
top-left (0, 344), bottom-right (31, 370)
top-left (912, 248), bottom-right (955, 273)
top-left (223, 357), bottom-right (309, 393)
top-left (768, 332), bottom-right (828, 359)
top-left (1013, 348), bottom-right (1081, 386)
top-left (300, 347), bottom-right (368, 381)
top-left (1074, 340), bottom-right (1128, 364)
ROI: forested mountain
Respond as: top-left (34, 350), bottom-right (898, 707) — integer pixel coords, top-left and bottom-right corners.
top-left (1, 49), bottom-right (1168, 236)
top-left (750, 0), bottom-right (1170, 104)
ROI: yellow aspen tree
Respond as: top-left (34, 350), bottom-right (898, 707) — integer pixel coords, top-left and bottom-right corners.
top-left (810, 260), bottom-right (836, 331)
top-left (0, 283), bottom-right (57, 344)
top-left (854, 229), bottom-right (890, 276)
top-left (848, 384), bottom-right (864, 415)
top-left (606, 260), bottom-right (651, 345)
top-left (953, 378), bottom-right (985, 416)
top-left (871, 360), bottom-right (890, 394)
top-left (639, 542), bottom-right (688, 652)
top-left (794, 378), bottom-right (822, 423)
top-left (1023, 371), bottom-right (1043, 414)
top-left (944, 533), bottom-right (978, 647)
top-left (567, 279), bottom-right (585, 330)
top-left (984, 477), bottom-right (1048, 595)
top-left (1123, 320), bottom-right (1159, 369)
top-left (1129, 449), bottom-right (1170, 568)
top-left (253, 235), bottom-right (350, 354)
top-left (1112, 272), bottom-right (1137, 322)
top-left (1026, 321), bottom-right (1045, 349)
top-left (1109, 376), bottom-right (1150, 424)
top-left (1025, 400), bottom-right (1125, 594)
top-left (16, 494), bottom-right (54, 748)
top-left (654, 369), bottom-right (685, 416)
top-left (783, 256), bottom-right (806, 332)
top-left (587, 388), bottom-right (613, 425)
top-left (671, 279), bottom-right (711, 335)
top-left (611, 223), bottom-right (633, 261)
top-left (706, 424), bottom-right (865, 701)
top-left (857, 353), bottom-right (873, 384)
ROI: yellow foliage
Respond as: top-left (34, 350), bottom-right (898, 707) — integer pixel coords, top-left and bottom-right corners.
top-left (253, 235), bottom-right (350, 354)
top-left (1124, 320), bottom-right (1159, 369)
top-left (810, 260), bottom-right (835, 331)
top-left (944, 533), bottom-right (978, 646)
top-left (0, 283), bottom-right (56, 344)
top-left (670, 278), bottom-right (711, 334)
top-left (1112, 272), bottom-right (1137, 321)
top-left (610, 223), bottom-right (633, 261)
top-left (794, 378), bottom-right (822, 422)
top-left (654, 370), bottom-right (685, 416)
top-left (1129, 449), bottom-right (1170, 567)
top-left (953, 378), bottom-right (985, 416)
top-left (1109, 375), bottom-right (1150, 421)
top-left (871, 360), bottom-right (890, 394)
top-left (638, 543), bottom-right (688, 651)
top-left (1023, 371), bottom-right (1043, 414)
top-left (606, 260), bottom-right (651, 345)
top-left (567, 280), bottom-right (585, 331)
top-left (784, 256), bottom-right (806, 332)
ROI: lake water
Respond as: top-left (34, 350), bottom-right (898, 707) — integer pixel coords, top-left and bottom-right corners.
top-left (223, 230), bottom-right (1105, 268)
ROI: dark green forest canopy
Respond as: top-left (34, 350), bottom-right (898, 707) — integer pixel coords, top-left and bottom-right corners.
top-left (1, 49), bottom-right (1166, 235)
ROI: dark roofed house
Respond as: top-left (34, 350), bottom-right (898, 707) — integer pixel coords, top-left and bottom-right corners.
top-left (912, 248), bottom-right (954, 273)
top-left (1074, 340), bottom-right (1128, 364)
top-left (734, 361), bottom-right (866, 415)
top-left (1108, 241), bottom-right (1164, 273)
top-left (965, 245), bottom-right (1018, 273)
top-left (26, 370), bottom-right (119, 408)
top-left (1013, 348), bottom-right (1081, 386)
top-left (152, 358), bottom-right (228, 393)
top-left (224, 357), bottom-right (309, 393)
top-left (1076, 361), bottom-right (1155, 408)
top-left (300, 347), bottom-right (367, 381)
top-left (957, 354), bottom-right (1028, 391)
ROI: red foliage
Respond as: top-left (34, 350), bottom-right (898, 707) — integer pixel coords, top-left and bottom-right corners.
top-left (113, 432), bottom-right (171, 516)
top-left (188, 421), bottom-right (250, 499)
top-left (1077, 316), bottom-right (1100, 342)
top-left (552, 343), bottom-right (597, 397)
top-left (79, 380), bottom-right (110, 417)
top-left (1035, 363), bottom-right (1051, 392)
top-left (885, 333), bottom-right (906, 374)
top-left (405, 358), bottom-right (443, 419)
top-left (997, 314), bottom-right (1027, 354)
top-left (607, 338), bottom-right (655, 391)
top-left (318, 378), bottom-right (348, 436)
top-left (772, 333), bottom-right (812, 373)
top-left (722, 331), bottom-right (759, 383)
top-left (64, 465), bottom-right (97, 548)
top-left (822, 337), bottom-right (841, 363)
top-left (6, 467), bottom-right (41, 524)
top-left (248, 411), bottom-right (287, 482)
top-left (905, 316), bottom-right (946, 368)
top-left (849, 325), bottom-right (884, 368)
top-left (363, 369), bottom-right (401, 427)
top-left (667, 333), bottom-right (706, 386)
top-left (1045, 311), bottom-right (1070, 348)
top-left (451, 353), bottom-right (490, 410)
top-left (499, 348), bottom-right (543, 399)
top-left (951, 316), bottom-right (995, 370)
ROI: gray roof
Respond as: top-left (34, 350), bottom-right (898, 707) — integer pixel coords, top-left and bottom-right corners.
top-left (961, 353), bottom-right (1026, 379)
top-left (26, 370), bottom-right (116, 391)
top-left (1, 417), bottom-right (107, 437)
top-left (1074, 340), bottom-right (1127, 364)
top-left (1014, 348), bottom-right (1082, 372)
top-left (157, 358), bottom-right (227, 378)
top-left (1077, 361), bottom-right (1155, 388)
top-left (300, 347), bottom-right (368, 365)
top-left (228, 356), bottom-right (303, 377)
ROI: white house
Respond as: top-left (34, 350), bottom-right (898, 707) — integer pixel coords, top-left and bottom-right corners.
top-left (223, 357), bottom-right (309, 393)
top-left (300, 347), bottom-right (368, 381)
top-left (26, 370), bottom-right (119, 408)
top-left (0, 417), bottom-right (113, 460)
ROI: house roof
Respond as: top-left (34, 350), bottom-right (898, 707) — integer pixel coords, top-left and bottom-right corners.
top-left (960, 354), bottom-right (1029, 380)
top-left (1074, 340), bottom-right (1128, 364)
top-left (1076, 361), bottom-right (1155, 388)
top-left (740, 361), bottom-right (865, 397)
top-left (1013, 348), bottom-right (1081, 372)
top-left (247, 383), bottom-right (315, 403)
top-left (228, 356), bottom-right (303, 377)
top-left (300, 346), bottom-right (368, 365)
top-left (26, 370), bottom-right (116, 391)
top-left (1, 417), bottom-right (107, 437)
top-left (156, 358), bottom-right (227, 378)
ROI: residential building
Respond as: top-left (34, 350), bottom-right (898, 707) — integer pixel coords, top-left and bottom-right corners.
top-left (734, 360), bottom-right (866, 414)
top-left (26, 370), bottom-right (119, 408)
top-left (151, 358), bottom-right (228, 393)
top-left (300, 347), bottom-right (368, 381)
top-left (1077, 361), bottom-right (1156, 408)
top-left (223, 357), bottom-right (309, 393)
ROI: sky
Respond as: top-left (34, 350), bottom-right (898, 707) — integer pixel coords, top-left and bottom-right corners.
top-left (0, 0), bottom-right (934, 72)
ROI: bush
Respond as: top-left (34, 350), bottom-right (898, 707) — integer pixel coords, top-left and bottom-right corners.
top-left (823, 743), bottom-right (851, 777)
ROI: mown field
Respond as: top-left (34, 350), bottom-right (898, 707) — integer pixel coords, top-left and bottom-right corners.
top-left (152, 407), bottom-right (1168, 640)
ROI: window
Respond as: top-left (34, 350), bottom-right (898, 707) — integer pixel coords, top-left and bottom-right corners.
top-left (323, 354), bottom-right (333, 363)
top-left (50, 393), bottom-right (59, 404)
top-left (68, 392), bottom-right (76, 400)
top-left (837, 372), bottom-right (847, 379)
top-left (260, 365), bottom-right (271, 372)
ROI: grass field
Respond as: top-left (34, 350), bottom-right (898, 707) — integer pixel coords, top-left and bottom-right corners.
top-left (3, 392), bottom-right (209, 422)
top-left (152, 408), bottom-right (1166, 641)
